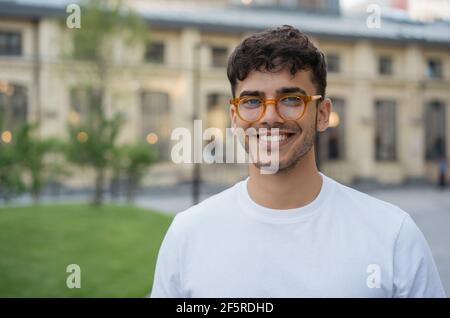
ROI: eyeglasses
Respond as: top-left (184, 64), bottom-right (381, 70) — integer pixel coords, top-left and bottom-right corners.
top-left (230, 94), bottom-right (322, 123)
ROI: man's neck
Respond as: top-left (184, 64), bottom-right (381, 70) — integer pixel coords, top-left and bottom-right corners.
top-left (247, 150), bottom-right (323, 210)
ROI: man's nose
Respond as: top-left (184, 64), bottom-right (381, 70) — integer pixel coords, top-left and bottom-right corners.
top-left (259, 99), bottom-right (284, 125)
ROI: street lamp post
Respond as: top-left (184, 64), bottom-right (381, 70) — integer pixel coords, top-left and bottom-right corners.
top-left (191, 42), bottom-right (207, 205)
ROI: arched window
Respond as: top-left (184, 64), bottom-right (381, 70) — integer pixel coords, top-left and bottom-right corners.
top-left (206, 93), bottom-right (230, 160)
top-left (0, 82), bottom-right (28, 131)
top-left (319, 97), bottom-right (346, 161)
top-left (425, 100), bottom-right (446, 160)
top-left (374, 99), bottom-right (397, 161)
top-left (140, 91), bottom-right (171, 160)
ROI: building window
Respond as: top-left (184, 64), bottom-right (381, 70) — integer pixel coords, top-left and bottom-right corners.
top-left (207, 93), bottom-right (229, 130)
top-left (211, 46), bottom-right (228, 68)
top-left (319, 97), bottom-right (345, 161)
top-left (145, 42), bottom-right (165, 63)
top-left (374, 100), bottom-right (397, 161)
top-left (0, 83), bottom-right (27, 131)
top-left (427, 58), bottom-right (442, 79)
top-left (206, 93), bottom-right (230, 160)
top-left (378, 56), bottom-right (393, 75)
top-left (326, 54), bottom-right (340, 73)
top-left (425, 100), bottom-right (446, 160)
top-left (141, 91), bottom-right (171, 160)
top-left (70, 87), bottom-right (102, 123)
top-left (0, 31), bottom-right (22, 56)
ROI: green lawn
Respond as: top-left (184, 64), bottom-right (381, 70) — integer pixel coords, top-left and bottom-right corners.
top-left (0, 203), bottom-right (173, 297)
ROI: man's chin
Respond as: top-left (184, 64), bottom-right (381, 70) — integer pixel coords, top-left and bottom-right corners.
top-left (253, 158), bottom-right (295, 175)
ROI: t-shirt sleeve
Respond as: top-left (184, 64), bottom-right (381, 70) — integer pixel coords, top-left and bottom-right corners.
top-left (392, 214), bottom-right (446, 298)
top-left (150, 215), bottom-right (185, 298)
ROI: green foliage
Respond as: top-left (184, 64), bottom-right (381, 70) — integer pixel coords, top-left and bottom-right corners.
top-left (124, 143), bottom-right (157, 176)
top-left (0, 143), bottom-right (24, 202)
top-left (0, 109), bottom-right (24, 201)
top-left (120, 143), bottom-right (157, 202)
top-left (66, 106), bottom-right (125, 205)
top-left (64, 0), bottom-right (149, 206)
top-left (67, 111), bottom-right (125, 170)
top-left (1, 1), bottom-right (151, 204)
top-left (13, 123), bottom-right (67, 202)
top-left (0, 105), bottom-right (66, 202)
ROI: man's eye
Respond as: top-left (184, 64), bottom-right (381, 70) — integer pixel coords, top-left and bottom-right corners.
top-left (242, 98), bottom-right (262, 107)
top-left (281, 96), bottom-right (303, 106)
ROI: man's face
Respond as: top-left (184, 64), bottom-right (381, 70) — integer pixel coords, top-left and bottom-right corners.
top-left (230, 68), bottom-right (329, 173)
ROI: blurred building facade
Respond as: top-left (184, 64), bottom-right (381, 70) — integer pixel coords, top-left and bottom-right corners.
top-left (343, 0), bottom-right (450, 22)
top-left (1, 0), bottom-right (450, 188)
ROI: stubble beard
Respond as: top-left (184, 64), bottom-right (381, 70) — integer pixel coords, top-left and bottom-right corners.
top-left (251, 110), bottom-right (318, 174)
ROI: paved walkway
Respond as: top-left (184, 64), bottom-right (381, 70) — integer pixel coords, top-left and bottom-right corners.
top-left (369, 186), bottom-right (450, 296)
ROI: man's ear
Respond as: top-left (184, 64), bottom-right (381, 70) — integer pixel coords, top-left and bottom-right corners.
top-left (316, 98), bottom-right (332, 132)
top-left (229, 104), bottom-right (237, 130)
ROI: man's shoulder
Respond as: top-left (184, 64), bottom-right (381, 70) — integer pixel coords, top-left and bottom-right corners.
top-left (327, 175), bottom-right (409, 226)
top-left (331, 176), bottom-right (409, 230)
top-left (169, 180), bottom-right (243, 232)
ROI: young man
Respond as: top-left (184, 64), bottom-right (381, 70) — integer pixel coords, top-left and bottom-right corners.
top-left (151, 25), bottom-right (446, 298)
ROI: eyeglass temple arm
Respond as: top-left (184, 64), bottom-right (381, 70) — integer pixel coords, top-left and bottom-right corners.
top-left (230, 98), bottom-right (238, 105)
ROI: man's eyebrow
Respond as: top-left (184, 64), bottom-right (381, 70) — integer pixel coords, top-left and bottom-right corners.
top-left (238, 87), bottom-right (307, 97)
top-left (239, 90), bottom-right (264, 97)
top-left (275, 87), bottom-right (307, 95)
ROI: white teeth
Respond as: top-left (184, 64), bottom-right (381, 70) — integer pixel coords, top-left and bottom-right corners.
top-left (259, 134), bottom-right (289, 142)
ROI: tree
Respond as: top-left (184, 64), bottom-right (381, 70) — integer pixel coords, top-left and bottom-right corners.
top-left (0, 146), bottom-right (23, 203)
top-left (64, 0), bottom-right (147, 205)
top-left (67, 110), bottom-right (124, 205)
top-left (121, 143), bottom-right (157, 203)
top-left (0, 108), bottom-right (25, 202)
top-left (0, 147), bottom-right (24, 203)
top-left (109, 143), bottom-right (158, 203)
top-left (14, 123), bottom-right (66, 203)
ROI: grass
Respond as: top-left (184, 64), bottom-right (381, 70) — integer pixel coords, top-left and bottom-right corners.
top-left (0, 203), bottom-right (173, 297)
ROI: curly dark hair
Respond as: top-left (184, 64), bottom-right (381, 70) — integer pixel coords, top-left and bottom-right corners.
top-left (227, 25), bottom-right (327, 100)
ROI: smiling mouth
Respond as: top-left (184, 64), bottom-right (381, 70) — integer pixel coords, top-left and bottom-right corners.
top-left (256, 131), bottom-right (298, 147)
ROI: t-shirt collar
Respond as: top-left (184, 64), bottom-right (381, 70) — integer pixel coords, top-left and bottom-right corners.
top-left (237, 172), bottom-right (334, 224)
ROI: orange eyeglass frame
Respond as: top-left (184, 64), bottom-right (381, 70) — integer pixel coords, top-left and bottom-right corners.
top-left (229, 94), bottom-right (322, 123)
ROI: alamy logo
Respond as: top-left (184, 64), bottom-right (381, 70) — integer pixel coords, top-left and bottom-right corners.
top-left (170, 120), bottom-right (281, 174)
top-left (66, 4), bottom-right (81, 29)
top-left (66, 264), bottom-right (81, 289)
top-left (366, 264), bottom-right (381, 288)
top-left (366, 4), bottom-right (381, 29)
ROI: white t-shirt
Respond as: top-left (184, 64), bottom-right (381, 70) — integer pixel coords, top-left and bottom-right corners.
top-left (150, 172), bottom-right (446, 298)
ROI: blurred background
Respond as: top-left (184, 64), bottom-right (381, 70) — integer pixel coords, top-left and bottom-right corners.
top-left (0, 0), bottom-right (449, 297)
